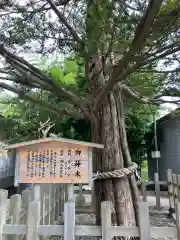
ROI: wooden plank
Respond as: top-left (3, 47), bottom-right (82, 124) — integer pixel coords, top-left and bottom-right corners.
top-left (41, 195), bottom-right (46, 225)
top-left (167, 169), bottom-right (174, 209)
top-left (59, 185), bottom-right (64, 215)
top-left (146, 191), bottom-right (168, 197)
top-left (101, 201), bottom-right (112, 240)
top-left (141, 181), bottom-right (147, 202)
top-left (138, 201), bottom-right (151, 240)
top-left (44, 195), bottom-right (49, 225)
top-left (105, 226), bottom-right (178, 238)
top-left (175, 201), bottom-right (180, 240)
top-left (88, 147), bottom-right (93, 187)
top-left (0, 189), bottom-right (8, 202)
top-left (0, 199), bottom-right (9, 240)
top-left (64, 185), bottom-right (68, 202)
top-left (33, 185), bottom-right (41, 202)
top-left (26, 201), bottom-right (40, 240)
top-left (3, 225), bottom-right (27, 235)
top-left (51, 186), bottom-right (56, 223)
top-left (146, 180), bottom-right (167, 185)
top-left (64, 201), bottom-right (75, 240)
top-left (38, 225), bottom-right (64, 236)
top-left (21, 189), bottom-right (31, 210)
top-left (2, 224), bottom-right (180, 238)
top-left (56, 186), bottom-right (60, 218)
top-left (14, 150), bottom-right (20, 187)
top-left (5, 137), bottom-right (104, 150)
top-left (154, 173), bottom-right (160, 209)
top-left (54, 186), bottom-right (58, 221)
top-left (41, 195), bottom-right (48, 240)
top-left (177, 175), bottom-right (180, 202)
top-left (104, 226), bottom-right (178, 238)
top-left (173, 174), bottom-right (179, 207)
top-left (38, 225), bottom-right (101, 236)
top-left (74, 225), bottom-right (101, 237)
top-left (67, 184), bottom-right (74, 201)
top-left (48, 184), bottom-right (52, 224)
top-left (110, 226), bottom-right (139, 237)
top-left (151, 227), bottom-right (177, 238)
top-left (9, 194), bottom-right (21, 240)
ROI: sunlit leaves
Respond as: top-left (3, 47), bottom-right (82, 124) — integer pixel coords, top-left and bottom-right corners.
top-left (65, 60), bottom-right (78, 74)
top-left (49, 64), bottom-right (77, 85)
top-left (63, 72), bottom-right (77, 84)
top-left (50, 66), bottom-right (64, 82)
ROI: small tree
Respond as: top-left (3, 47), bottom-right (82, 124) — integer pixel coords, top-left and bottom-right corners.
top-left (0, 0), bottom-right (180, 228)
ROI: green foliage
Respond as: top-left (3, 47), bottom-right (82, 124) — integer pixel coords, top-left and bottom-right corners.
top-left (160, 0), bottom-right (179, 16)
top-left (50, 66), bottom-right (64, 82)
top-left (48, 60), bottom-right (79, 85)
top-left (1, 94), bottom-right (156, 166)
top-left (128, 72), bottom-right (164, 97)
top-left (126, 103), bottom-right (157, 165)
top-left (141, 161), bottom-right (149, 181)
top-left (0, 57), bottom-right (90, 143)
top-left (0, 55), bottom-right (160, 167)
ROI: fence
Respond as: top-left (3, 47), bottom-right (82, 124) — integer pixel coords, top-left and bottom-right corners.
top-left (1, 170), bottom-right (180, 240)
top-left (1, 196), bottom-right (180, 240)
top-left (141, 169), bottom-right (180, 212)
top-left (140, 172), bottom-right (165, 209)
top-left (0, 184), bottom-right (65, 240)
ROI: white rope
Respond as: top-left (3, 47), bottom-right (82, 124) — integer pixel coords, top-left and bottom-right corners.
top-left (92, 162), bottom-right (138, 180)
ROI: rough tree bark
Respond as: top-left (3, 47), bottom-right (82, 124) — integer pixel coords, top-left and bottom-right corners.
top-left (88, 55), bottom-right (139, 228)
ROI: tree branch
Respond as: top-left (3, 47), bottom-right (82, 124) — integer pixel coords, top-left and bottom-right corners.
top-left (93, 43), bottom-right (180, 112)
top-left (132, 0), bottom-right (163, 51)
top-left (92, 3), bottom-right (180, 112)
top-left (139, 67), bottom-right (180, 74)
top-left (92, 1), bottom-right (163, 111)
top-left (0, 82), bottom-right (85, 119)
top-left (121, 84), bottom-right (180, 105)
top-left (46, 0), bottom-right (84, 47)
top-left (92, 62), bottom-right (140, 111)
top-left (142, 45), bottom-right (180, 65)
top-left (121, 84), bottom-right (150, 104)
top-left (152, 6), bottom-right (180, 33)
top-left (0, 44), bottom-right (90, 118)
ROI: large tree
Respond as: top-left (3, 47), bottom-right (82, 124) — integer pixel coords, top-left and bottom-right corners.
top-left (0, 0), bottom-right (180, 229)
top-left (0, 61), bottom-right (157, 167)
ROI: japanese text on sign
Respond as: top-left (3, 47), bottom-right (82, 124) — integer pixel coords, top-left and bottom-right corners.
top-left (18, 142), bottom-right (89, 184)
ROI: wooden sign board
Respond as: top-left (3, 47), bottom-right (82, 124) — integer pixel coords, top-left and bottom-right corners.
top-left (5, 137), bottom-right (104, 186)
top-left (17, 141), bottom-right (89, 184)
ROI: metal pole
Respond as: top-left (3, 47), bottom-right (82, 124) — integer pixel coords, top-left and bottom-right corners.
top-left (153, 114), bottom-right (159, 173)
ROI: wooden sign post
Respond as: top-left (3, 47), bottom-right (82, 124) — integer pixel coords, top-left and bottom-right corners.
top-left (5, 137), bottom-right (104, 240)
top-left (5, 136), bottom-right (103, 196)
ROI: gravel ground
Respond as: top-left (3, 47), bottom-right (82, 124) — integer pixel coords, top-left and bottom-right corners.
top-left (148, 196), bottom-right (176, 240)
top-left (50, 195), bottom-right (176, 240)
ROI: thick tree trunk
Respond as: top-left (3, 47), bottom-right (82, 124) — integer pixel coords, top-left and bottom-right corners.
top-left (88, 56), bottom-right (139, 228)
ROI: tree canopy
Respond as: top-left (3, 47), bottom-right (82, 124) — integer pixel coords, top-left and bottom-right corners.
top-left (0, 56), bottom-right (157, 166)
top-left (0, 0), bottom-right (179, 114)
